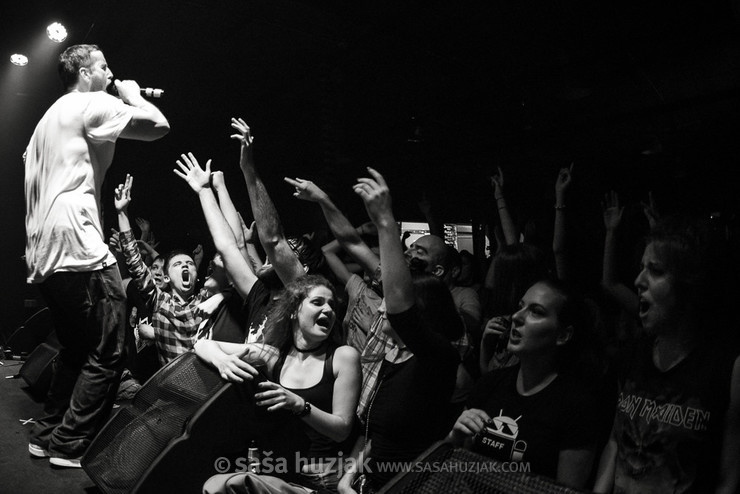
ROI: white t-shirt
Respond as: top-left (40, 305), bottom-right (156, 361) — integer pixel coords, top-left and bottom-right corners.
top-left (24, 91), bottom-right (134, 283)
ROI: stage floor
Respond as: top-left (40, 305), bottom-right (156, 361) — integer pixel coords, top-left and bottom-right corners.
top-left (0, 357), bottom-right (100, 494)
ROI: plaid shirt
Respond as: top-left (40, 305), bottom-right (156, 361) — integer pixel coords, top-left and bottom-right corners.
top-left (356, 302), bottom-right (413, 421)
top-left (356, 301), bottom-right (471, 420)
top-left (121, 230), bottom-right (214, 365)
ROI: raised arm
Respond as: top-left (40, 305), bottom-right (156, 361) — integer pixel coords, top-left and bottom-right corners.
top-left (135, 239), bottom-right (160, 263)
top-left (211, 171), bottom-right (249, 262)
top-left (418, 194), bottom-right (444, 238)
top-left (490, 167), bottom-right (519, 246)
top-left (553, 163), bottom-right (573, 280)
top-left (641, 191), bottom-right (660, 232)
top-left (114, 175), bottom-right (156, 303)
top-left (238, 214), bottom-right (265, 274)
top-left (173, 152), bottom-right (258, 299)
top-left (135, 216), bottom-right (155, 246)
top-left (114, 79), bottom-right (170, 141)
top-left (231, 118), bottom-right (304, 284)
top-left (285, 176), bottom-right (380, 276)
top-left (353, 167), bottom-right (413, 314)
top-left (600, 191), bottom-right (638, 315)
top-left (115, 174), bottom-right (134, 234)
top-left (321, 239), bottom-right (356, 287)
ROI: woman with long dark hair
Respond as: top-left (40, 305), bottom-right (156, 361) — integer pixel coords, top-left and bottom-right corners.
top-left (449, 277), bottom-right (605, 489)
top-left (479, 243), bottom-right (551, 374)
top-left (594, 217), bottom-right (740, 493)
top-left (197, 274), bottom-right (361, 493)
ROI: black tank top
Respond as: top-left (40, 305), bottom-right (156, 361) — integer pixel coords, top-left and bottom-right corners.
top-left (273, 344), bottom-right (340, 459)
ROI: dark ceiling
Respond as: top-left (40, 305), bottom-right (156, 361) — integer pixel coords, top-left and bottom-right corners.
top-left (3, 0), bottom-right (740, 328)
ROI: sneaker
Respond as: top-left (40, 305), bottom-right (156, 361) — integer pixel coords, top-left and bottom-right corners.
top-left (28, 443), bottom-right (50, 458)
top-left (49, 456), bottom-right (82, 468)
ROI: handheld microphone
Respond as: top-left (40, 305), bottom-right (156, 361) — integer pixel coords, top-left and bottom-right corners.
top-left (140, 87), bottom-right (164, 98)
top-left (108, 84), bottom-right (164, 98)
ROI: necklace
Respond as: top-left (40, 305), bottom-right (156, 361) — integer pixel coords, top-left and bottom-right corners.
top-left (293, 340), bottom-right (325, 353)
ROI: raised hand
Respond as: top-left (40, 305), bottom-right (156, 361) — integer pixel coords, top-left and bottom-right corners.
top-left (353, 167), bottom-right (394, 227)
top-left (192, 243), bottom-right (204, 268)
top-left (135, 216), bottom-right (151, 234)
top-left (230, 117), bottom-right (254, 148)
top-left (173, 152), bottom-right (212, 193)
top-left (490, 166), bottom-right (505, 199)
top-left (641, 190), bottom-right (659, 230)
top-left (602, 190), bottom-right (624, 231)
top-left (555, 162), bottom-right (574, 201)
top-left (114, 174), bottom-right (133, 212)
top-left (238, 213), bottom-right (257, 243)
top-left (283, 177), bottom-right (327, 202)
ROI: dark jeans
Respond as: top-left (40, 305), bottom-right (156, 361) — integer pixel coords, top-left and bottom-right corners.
top-left (31, 265), bottom-right (128, 458)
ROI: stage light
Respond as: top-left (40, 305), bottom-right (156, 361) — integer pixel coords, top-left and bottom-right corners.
top-left (10, 54), bottom-right (29, 66)
top-left (47, 22), bottom-right (67, 43)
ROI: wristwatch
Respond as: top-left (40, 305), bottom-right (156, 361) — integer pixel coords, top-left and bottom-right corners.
top-left (295, 400), bottom-right (312, 417)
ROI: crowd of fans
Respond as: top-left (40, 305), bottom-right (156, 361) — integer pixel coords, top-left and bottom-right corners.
top-left (107, 118), bottom-right (740, 494)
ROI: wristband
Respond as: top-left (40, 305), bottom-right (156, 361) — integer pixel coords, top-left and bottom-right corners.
top-left (295, 400), bottom-right (312, 417)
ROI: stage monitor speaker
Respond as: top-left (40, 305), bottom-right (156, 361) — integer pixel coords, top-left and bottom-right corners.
top-left (18, 341), bottom-right (59, 398)
top-left (379, 441), bottom-right (589, 494)
top-left (6, 307), bottom-right (56, 358)
top-left (82, 351), bottom-right (257, 494)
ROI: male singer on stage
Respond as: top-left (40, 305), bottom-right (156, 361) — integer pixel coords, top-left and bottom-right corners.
top-left (24, 44), bottom-right (169, 468)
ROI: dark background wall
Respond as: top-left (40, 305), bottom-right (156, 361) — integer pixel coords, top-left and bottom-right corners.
top-left (3, 0), bottom-right (740, 337)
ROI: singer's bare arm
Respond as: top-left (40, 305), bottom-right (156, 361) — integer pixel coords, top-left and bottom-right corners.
top-left (115, 79), bottom-right (170, 142)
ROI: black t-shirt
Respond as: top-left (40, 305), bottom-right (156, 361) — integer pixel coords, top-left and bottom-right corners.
top-left (611, 336), bottom-right (739, 494)
top-left (206, 286), bottom-right (249, 343)
top-left (366, 306), bottom-right (459, 489)
top-left (466, 365), bottom-right (599, 479)
top-left (244, 279), bottom-right (274, 342)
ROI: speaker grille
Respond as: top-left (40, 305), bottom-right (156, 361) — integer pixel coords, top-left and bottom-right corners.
top-left (82, 353), bottom-right (226, 494)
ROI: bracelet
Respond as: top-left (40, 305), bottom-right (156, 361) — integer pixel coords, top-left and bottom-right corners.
top-left (554, 204), bottom-right (566, 210)
top-left (295, 400), bottom-right (312, 417)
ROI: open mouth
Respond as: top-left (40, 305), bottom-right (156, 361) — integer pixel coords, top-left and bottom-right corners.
top-left (638, 298), bottom-right (650, 318)
top-left (509, 328), bottom-right (522, 343)
top-left (181, 270), bottom-right (191, 288)
top-left (316, 315), bottom-right (332, 330)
